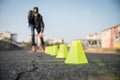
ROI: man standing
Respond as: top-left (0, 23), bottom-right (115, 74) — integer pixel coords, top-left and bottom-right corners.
top-left (28, 7), bottom-right (45, 52)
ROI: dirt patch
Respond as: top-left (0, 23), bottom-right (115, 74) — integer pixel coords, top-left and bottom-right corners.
top-left (85, 47), bottom-right (119, 54)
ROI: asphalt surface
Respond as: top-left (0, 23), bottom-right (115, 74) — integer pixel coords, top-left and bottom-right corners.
top-left (0, 50), bottom-right (120, 80)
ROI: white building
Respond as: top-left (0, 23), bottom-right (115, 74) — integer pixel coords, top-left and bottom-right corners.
top-left (45, 38), bottom-right (64, 46)
top-left (0, 32), bottom-right (17, 42)
top-left (101, 24), bottom-right (120, 48)
top-left (86, 33), bottom-right (101, 47)
top-left (29, 35), bottom-right (64, 46)
top-left (53, 38), bottom-right (63, 44)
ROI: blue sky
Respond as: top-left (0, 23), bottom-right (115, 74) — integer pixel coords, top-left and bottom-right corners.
top-left (0, 0), bottom-right (120, 43)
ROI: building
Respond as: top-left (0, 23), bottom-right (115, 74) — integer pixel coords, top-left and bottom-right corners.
top-left (29, 34), bottom-right (64, 46)
top-left (45, 39), bottom-right (54, 45)
top-left (53, 38), bottom-right (64, 44)
top-left (45, 38), bottom-right (64, 45)
top-left (0, 33), bottom-right (4, 40)
top-left (86, 33), bottom-right (101, 47)
top-left (0, 31), bottom-right (17, 42)
top-left (101, 24), bottom-right (120, 48)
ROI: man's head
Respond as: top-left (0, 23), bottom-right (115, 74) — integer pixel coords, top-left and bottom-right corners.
top-left (33, 7), bottom-right (39, 13)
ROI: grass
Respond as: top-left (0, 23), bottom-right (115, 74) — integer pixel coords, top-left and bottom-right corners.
top-left (94, 59), bottom-right (105, 66)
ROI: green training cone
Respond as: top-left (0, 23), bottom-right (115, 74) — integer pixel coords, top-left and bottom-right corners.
top-left (56, 44), bottom-right (68, 58)
top-left (50, 45), bottom-right (58, 56)
top-left (65, 40), bottom-right (88, 64)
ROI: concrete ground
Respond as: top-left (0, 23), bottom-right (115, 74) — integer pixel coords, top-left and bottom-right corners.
top-left (0, 50), bottom-right (120, 80)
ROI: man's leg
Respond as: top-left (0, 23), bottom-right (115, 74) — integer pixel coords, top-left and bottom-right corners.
top-left (40, 37), bottom-right (45, 46)
top-left (31, 25), bottom-right (36, 52)
top-left (36, 28), bottom-right (45, 52)
top-left (40, 37), bottom-right (45, 53)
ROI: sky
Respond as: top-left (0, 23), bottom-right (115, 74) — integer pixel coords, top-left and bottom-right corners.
top-left (0, 0), bottom-right (120, 43)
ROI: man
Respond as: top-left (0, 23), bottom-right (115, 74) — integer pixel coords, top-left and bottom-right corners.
top-left (28, 7), bottom-right (45, 52)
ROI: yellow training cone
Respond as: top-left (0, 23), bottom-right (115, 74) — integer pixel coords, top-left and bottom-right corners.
top-left (45, 46), bottom-right (52, 54)
top-left (45, 46), bottom-right (50, 54)
top-left (65, 40), bottom-right (88, 64)
top-left (56, 44), bottom-right (68, 58)
top-left (45, 46), bottom-right (52, 55)
top-left (50, 45), bottom-right (58, 56)
top-left (48, 46), bottom-right (53, 55)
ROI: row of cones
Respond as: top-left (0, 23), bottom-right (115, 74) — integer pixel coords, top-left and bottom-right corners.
top-left (45, 40), bottom-right (88, 64)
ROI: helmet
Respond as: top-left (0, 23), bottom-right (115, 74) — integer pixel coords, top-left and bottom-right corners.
top-left (33, 7), bottom-right (38, 13)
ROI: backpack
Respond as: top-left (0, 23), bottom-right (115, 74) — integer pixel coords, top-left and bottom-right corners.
top-left (28, 10), bottom-right (35, 25)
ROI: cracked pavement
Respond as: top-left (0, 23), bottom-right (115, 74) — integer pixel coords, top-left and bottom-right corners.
top-left (0, 50), bottom-right (120, 80)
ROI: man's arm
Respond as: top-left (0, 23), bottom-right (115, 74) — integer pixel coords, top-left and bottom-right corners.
top-left (41, 18), bottom-right (44, 33)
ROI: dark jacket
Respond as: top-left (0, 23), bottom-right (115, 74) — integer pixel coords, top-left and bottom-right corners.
top-left (28, 11), bottom-right (44, 33)
top-left (34, 13), bottom-right (44, 32)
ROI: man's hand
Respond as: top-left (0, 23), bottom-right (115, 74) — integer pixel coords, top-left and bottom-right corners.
top-left (38, 32), bottom-right (43, 38)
